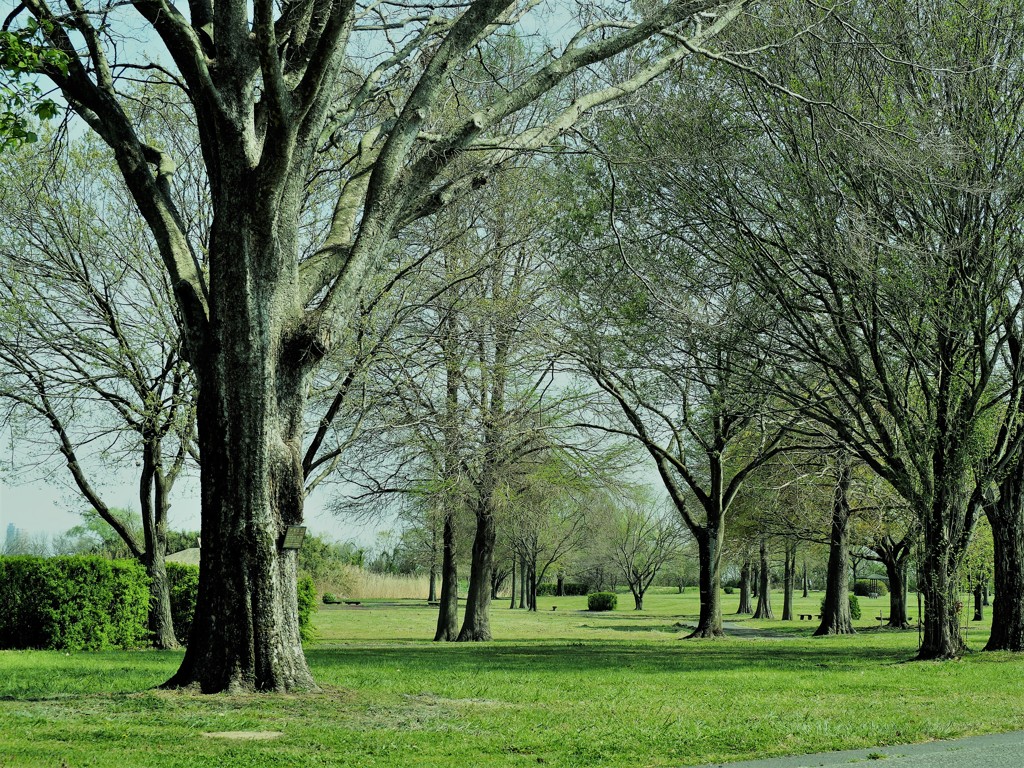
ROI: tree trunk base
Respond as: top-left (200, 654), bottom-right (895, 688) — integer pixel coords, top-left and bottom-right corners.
top-left (684, 625), bottom-right (725, 639)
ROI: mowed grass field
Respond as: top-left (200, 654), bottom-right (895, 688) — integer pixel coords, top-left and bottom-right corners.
top-left (2, 588), bottom-right (1023, 767)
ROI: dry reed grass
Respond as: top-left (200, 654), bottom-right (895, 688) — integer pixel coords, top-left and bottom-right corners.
top-left (316, 565), bottom-right (431, 600)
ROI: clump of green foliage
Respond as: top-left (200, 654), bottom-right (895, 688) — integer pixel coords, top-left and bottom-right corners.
top-left (588, 592), bottom-right (617, 611)
top-left (0, 555), bottom-right (149, 650)
top-left (297, 575), bottom-right (316, 643)
top-left (322, 592), bottom-right (339, 604)
top-left (0, 19), bottom-right (68, 150)
top-left (853, 580), bottom-right (889, 597)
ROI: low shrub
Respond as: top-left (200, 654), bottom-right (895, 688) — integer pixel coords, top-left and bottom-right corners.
top-left (0, 556), bottom-right (149, 650)
top-left (587, 592), bottom-right (617, 611)
top-left (853, 580), bottom-right (889, 597)
top-left (322, 592), bottom-right (339, 604)
top-left (723, 586), bottom-right (735, 595)
top-left (298, 575), bottom-right (316, 643)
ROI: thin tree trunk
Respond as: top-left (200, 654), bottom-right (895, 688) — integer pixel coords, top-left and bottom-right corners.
top-left (802, 558), bottom-right (809, 598)
top-left (428, 518), bottom-right (438, 603)
top-left (509, 560), bottom-right (517, 610)
top-left (556, 573), bottom-right (565, 597)
top-left (737, 558), bottom-right (753, 614)
top-left (974, 585), bottom-right (984, 622)
top-left (782, 542), bottom-right (795, 621)
top-left (687, 524), bottom-right (724, 638)
top-left (434, 510), bottom-right (459, 641)
top-left (816, 454), bottom-right (854, 636)
top-left (752, 538), bottom-right (774, 619)
top-left (518, 554), bottom-right (527, 609)
top-left (141, 440), bottom-right (178, 649)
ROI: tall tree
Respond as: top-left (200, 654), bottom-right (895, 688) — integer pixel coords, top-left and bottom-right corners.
top-left (3, 0), bottom-right (750, 690)
top-left (0, 137), bottom-right (195, 649)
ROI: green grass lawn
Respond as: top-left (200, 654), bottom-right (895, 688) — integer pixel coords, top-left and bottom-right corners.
top-left (1, 589), bottom-right (1021, 767)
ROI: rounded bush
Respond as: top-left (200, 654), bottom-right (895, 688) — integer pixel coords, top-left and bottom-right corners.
top-left (167, 562), bottom-right (199, 643)
top-left (723, 586), bottom-right (735, 595)
top-left (587, 592), bottom-right (617, 611)
top-left (322, 592), bottom-right (339, 604)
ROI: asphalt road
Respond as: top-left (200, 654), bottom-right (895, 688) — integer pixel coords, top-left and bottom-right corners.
top-left (697, 730), bottom-right (1024, 768)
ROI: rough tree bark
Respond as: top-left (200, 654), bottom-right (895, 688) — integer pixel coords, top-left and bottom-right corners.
top-left (688, 523), bottom-right (725, 637)
top-left (457, 495), bottom-right (496, 641)
top-left (985, 463), bottom-right (1024, 651)
top-left (752, 538), bottom-right (774, 619)
top-left (737, 559), bottom-right (753, 614)
top-left (816, 455), bottom-right (854, 636)
top-left (434, 511), bottom-right (459, 642)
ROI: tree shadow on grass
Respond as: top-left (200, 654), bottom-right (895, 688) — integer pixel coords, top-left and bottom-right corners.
top-left (306, 638), bottom-right (910, 678)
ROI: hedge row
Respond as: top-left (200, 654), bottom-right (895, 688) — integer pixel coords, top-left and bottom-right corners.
top-left (0, 556), bottom-right (150, 651)
top-left (1, 557), bottom-right (316, 650)
top-left (536, 582), bottom-right (590, 596)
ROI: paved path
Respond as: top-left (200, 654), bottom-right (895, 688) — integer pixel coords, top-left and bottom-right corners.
top-left (697, 730), bottom-right (1024, 767)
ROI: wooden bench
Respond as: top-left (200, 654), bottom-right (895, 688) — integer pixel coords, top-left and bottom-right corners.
top-left (344, 600), bottom-right (361, 606)
top-left (798, 613), bottom-right (821, 620)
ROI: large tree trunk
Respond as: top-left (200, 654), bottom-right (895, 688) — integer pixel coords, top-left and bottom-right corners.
top-left (457, 499), bottom-right (496, 641)
top-left (434, 511), bottom-right (459, 641)
top-left (736, 558), bottom-right (753, 614)
top-left (883, 556), bottom-right (910, 629)
top-left (917, 490), bottom-right (973, 659)
top-left (164, 209), bottom-right (317, 692)
top-left (985, 466), bottom-right (1024, 651)
top-left (782, 542), bottom-right (795, 621)
top-left (165, 360), bottom-right (315, 691)
top-left (687, 523), bottom-right (724, 638)
top-left (816, 455), bottom-right (854, 636)
top-left (752, 538), bottom-right (774, 619)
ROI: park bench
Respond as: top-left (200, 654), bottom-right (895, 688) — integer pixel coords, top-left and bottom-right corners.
top-left (798, 613), bottom-right (822, 620)
top-left (344, 600), bottom-right (361, 606)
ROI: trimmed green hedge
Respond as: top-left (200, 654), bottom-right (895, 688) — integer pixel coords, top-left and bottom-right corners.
top-left (537, 582), bottom-right (590, 596)
top-left (167, 562), bottom-right (199, 643)
top-left (0, 556), bottom-right (150, 650)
